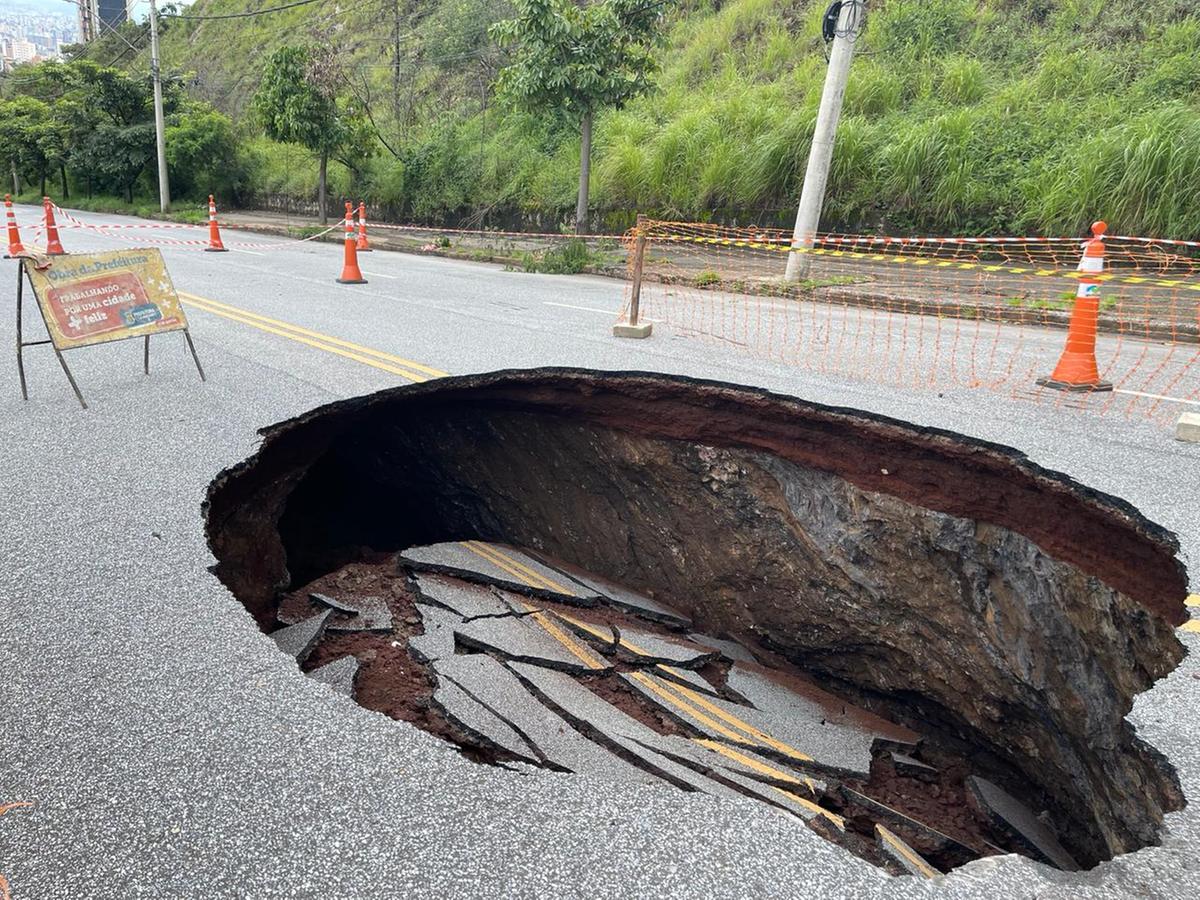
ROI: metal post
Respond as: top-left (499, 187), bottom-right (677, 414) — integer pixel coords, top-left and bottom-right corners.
top-left (16, 264), bottom-right (28, 401)
top-left (785, 1), bottom-right (866, 281)
top-left (144, 335), bottom-right (151, 375)
top-left (613, 215), bottom-right (653, 338)
top-left (149, 0), bottom-right (171, 213)
top-left (183, 331), bottom-right (206, 381)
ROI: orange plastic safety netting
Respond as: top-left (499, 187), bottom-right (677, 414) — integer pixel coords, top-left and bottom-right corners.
top-left (619, 220), bottom-right (1200, 424)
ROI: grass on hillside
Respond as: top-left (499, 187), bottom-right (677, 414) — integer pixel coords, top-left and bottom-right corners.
top-left (148, 0), bottom-right (1200, 237)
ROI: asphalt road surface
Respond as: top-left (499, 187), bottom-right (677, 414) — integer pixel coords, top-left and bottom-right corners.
top-left (2, 205), bottom-right (1198, 898)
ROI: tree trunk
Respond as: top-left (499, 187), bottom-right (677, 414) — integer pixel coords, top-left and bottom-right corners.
top-left (575, 110), bottom-right (592, 235)
top-left (318, 152), bottom-right (328, 226)
top-left (60, 166), bottom-right (69, 199)
top-left (40, 173), bottom-right (47, 197)
top-left (11, 163), bottom-right (20, 196)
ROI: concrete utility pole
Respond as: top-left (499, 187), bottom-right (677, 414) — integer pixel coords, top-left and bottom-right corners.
top-left (785, 1), bottom-right (866, 281)
top-left (148, 0), bottom-right (171, 212)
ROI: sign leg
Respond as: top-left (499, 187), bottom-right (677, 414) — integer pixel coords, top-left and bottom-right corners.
top-left (16, 264), bottom-right (28, 401)
top-left (52, 346), bottom-right (87, 409)
top-left (183, 330), bottom-right (206, 382)
top-left (144, 335), bottom-right (150, 375)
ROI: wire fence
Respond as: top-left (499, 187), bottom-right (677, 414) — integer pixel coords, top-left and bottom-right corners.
top-left (618, 220), bottom-right (1200, 424)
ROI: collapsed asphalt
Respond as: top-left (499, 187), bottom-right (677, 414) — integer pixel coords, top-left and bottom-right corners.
top-left (1, 205), bottom-right (1198, 898)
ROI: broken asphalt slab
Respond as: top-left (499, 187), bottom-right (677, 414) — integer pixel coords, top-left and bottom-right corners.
top-left (407, 603), bottom-right (462, 664)
top-left (277, 592), bottom-right (393, 632)
top-left (531, 555), bottom-right (693, 629)
top-left (432, 654), bottom-right (655, 784)
top-left (507, 661), bottom-right (757, 801)
top-left (307, 655), bottom-right (360, 698)
top-left (399, 542), bottom-right (601, 605)
top-left (455, 611), bottom-right (610, 674)
top-left (411, 571), bottom-right (514, 619)
top-left (876, 825), bottom-right (940, 879)
top-left (432, 675), bottom-right (541, 764)
top-left (270, 611), bottom-right (331, 665)
top-left (552, 612), bottom-right (718, 668)
top-left (967, 776), bottom-right (1081, 871)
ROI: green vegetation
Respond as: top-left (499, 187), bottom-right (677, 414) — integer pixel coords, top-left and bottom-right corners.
top-left (491, 0), bottom-right (672, 232)
top-left (519, 237), bottom-right (615, 273)
top-left (3, 0), bottom-right (1199, 237)
top-left (0, 57), bottom-right (238, 204)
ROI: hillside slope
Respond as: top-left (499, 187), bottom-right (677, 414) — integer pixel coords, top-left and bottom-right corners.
top-left (157, 0), bottom-right (1200, 236)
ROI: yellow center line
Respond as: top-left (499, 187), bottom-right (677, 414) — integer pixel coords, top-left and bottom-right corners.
top-left (626, 671), bottom-right (756, 745)
top-left (646, 676), bottom-right (814, 763)
top-left (457, 543), bottom-right (606, 670)
top-left (179, 292), bottom-right (448, 381)
top-left (551, 610), bottom-right (707, 688)
top-left (694, 739), bottom-right (817, 794)
top-left (772, 787), bottom-right (846, 830)
top-left (877, 825), bottom-right (938, 877)
top-left (1181, 620), bottom-right (1200, 633)
top-left (461, 541), bottom-right (577, 595)
top-left (1186, 594), bottom-right (1199, 607)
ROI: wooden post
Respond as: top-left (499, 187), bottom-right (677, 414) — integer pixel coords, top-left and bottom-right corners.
top-left (629, 214), bottom-right (648, 327)
top-left (613, 214), bottom-right (654, 339)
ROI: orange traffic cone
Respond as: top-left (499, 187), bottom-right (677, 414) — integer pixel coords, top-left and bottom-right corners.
top-left (43, 196), bottom-right (66, 255)
top-left (356, 201), bottom-right (372, 252)
top-left (336, 201), bottom-right (367, 284)
top-left (205, 195), bottom-right (227, 252)
top-left (1037, 221), bottom-right (1113, 393)
top-left (4, 194), bottom-right (26, 258)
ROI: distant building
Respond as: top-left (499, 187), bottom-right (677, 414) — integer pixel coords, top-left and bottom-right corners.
top-left (77, 0), bottom-right (128, 43)
top-left (11, 38), bottom-right (37, 63)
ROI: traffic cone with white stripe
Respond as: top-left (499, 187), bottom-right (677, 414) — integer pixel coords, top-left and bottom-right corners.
top-left (1037, 221), bottom-right (1113, 392)
top-left (205, 195), bottom-right (227, 252)
top-left (356, 201), bottom-right (372, 252)
top-left (43, 196), bottom-right (66, 255)
top-left (336, 201), bottom-right (367, 284)
top-left (4, 194), bottom-right (26, 258)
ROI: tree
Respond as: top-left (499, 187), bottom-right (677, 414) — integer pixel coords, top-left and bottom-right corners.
top-left (0, 97), bottom-right (52, 195)
top-left (166, 105), bottom-right (240, 200)
top-left (254, 45), bottom-right (356, 225)
top-left (490, 0), bottom-right (672, 234)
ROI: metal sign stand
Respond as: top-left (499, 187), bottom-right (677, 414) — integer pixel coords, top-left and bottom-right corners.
top-left (15, 260), bottom-right (205, 410)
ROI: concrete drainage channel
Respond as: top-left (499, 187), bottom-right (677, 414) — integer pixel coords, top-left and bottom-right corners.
top-left (204, 368), bottom-right (1189, 881)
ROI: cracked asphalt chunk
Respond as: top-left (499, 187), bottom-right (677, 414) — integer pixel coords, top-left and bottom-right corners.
top-left (536, 556), bottom-right (692, 628)
top-left (407, 603), bottom-right (462, 664)
top-left (399, 542), bottom-right (600, 605)
top-left (432, 655), bottom-right (651, 783)
top-left (654, 664), bottom-right (725, 698)
top-left (456, 612), bottom-right (610, 674)
top-left (687, 632), bottom-right (760, 664)
top-left (507, 662), bottom-right (747, 799)
top-left (690, 739), bottom-right (825, 797)
top-left (432, 675), bottom-right (540, 764)
top-left (412, 571), bottom-right (513, 619)
top-left (553, 612), bottom-right (718, 668)
top-left (270, 610), bottom-right (330, 664)
top-left (307, 655), bottom-right (359, 698)
top-left (967, 776), bottom-right (1081, 871)
top-left (278, 592), bottom-right (393, 632)
top-left (622, 670), bottom-right (879, 779)
top-left (876, 825), bottom-right (940, 878)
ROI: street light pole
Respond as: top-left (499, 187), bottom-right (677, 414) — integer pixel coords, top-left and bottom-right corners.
top-left (785, 1), bottom-right (865, 281)
top-left (148, 0), bottom-right (171, 212)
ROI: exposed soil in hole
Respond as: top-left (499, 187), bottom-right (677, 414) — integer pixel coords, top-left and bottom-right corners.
top-left (207, 369), bottom-right (1189, 876)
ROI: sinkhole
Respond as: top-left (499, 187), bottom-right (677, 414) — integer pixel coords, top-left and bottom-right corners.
top-left (204, 368), bottom-right (1188, 878)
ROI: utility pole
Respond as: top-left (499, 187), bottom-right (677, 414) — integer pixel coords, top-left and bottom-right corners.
top-left (785, 1), bottom-right (866, 281)
top-left (148, 0), bottom-right (171, 213)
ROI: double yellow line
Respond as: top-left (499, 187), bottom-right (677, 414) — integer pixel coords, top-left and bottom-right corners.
top-left (179, 292), bottom-right (448, 383)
